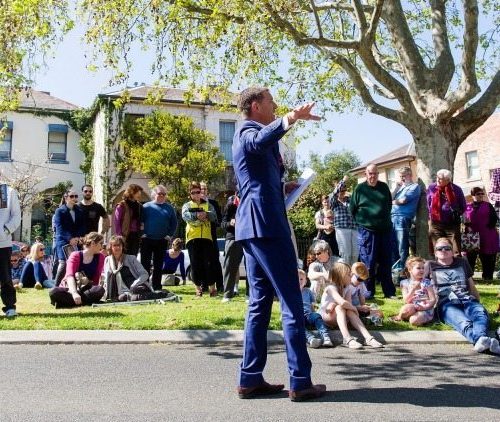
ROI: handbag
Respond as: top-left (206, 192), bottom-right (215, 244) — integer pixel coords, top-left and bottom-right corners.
top-left (461, 229), bottom-right (480, 252)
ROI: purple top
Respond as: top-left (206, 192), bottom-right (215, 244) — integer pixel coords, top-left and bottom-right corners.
top-left (113, 203), bottom-right (140, 235)
top-left (426, 182), bottom-right (466, 224)
top-left (465, 201), bottom-right (500, 254)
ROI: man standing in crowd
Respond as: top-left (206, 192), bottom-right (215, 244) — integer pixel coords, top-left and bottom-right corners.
top-left (233, 86), bottom-right (325, 402)
top-left (79, 184), bottom-right (110, 235)
top-left (140, 185), bottom-right (177, 291)
top-left (0, 181), bottom-right (21, 317)
top-left (221, 192), bottom-right (244, 303)
top-left (200, 182), bottom-right (223, 293)
top-left (390, 166), bottom-right (421, 278)
top-left (350, 164), bottom-right (396, 299)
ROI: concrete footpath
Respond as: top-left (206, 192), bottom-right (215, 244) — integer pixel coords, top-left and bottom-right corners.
top-left (0, 329), bottom-right (478, 345)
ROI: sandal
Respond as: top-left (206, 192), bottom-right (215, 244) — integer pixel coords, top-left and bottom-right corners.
top-left (365, 337), bottom-right (384, 348)
top-left (342, 337), bottom-right (363, 349)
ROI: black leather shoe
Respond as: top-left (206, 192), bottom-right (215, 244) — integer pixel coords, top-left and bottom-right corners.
top-left (237, 381), bottom-right (285, 399)
top-left (289, 384), bottom-right (326, 402)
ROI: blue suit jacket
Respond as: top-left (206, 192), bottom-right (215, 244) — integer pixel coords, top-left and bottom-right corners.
top-left (232, 118), bottom-right (291, 240)
top-left (53, 204), bottom-right (86, 257)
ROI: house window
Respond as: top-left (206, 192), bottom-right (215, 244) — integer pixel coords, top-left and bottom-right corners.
top-left (219, 121), bottom-right (236, 163)
top-left (47, 124), bottom-right (68, 162)
top-left (465, 151), bottom-right (480, 179)
top-left (0, 121), bottom-right (13, 160)
top-left (385, 167), bottom-right (397, 191)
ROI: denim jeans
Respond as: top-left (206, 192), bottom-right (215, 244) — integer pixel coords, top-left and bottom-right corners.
top-left (438, 299), bottom-right (490, 345)
top-left (305, 311), bottom-right (329, 337)
top-left (391, 215), bottom-right (412, 272)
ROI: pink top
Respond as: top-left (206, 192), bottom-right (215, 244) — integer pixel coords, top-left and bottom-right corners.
top-left (465, 201), bottom-right (500, 254)
top-left (61, 251), bottom-right (105, 287)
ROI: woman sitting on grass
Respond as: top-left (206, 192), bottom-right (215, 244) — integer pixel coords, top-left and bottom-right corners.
top-left (319, 261), bottom-right (383, 349)
top-left (19, 243), bottom-right (56, 289)
top-left (424, 237), bottom-right (500, 355)
top-left (49, 232), bottom-right (105, 308)
top-left (392, 257), bottom-right (436, 326)
top-left (104, 235), bottom-right (156, 301)
top-left (307, 240), bottom-right (340, 300)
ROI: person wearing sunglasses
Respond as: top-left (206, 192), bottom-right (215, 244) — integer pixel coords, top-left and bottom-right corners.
top-left (140, 185), bottom-right (177, 292)
top-left (0, 181), bottom-right (21, 317)
top-left (463, 186), bottom-right (499, 281)
top-left (10, 250), bottom-right (25, 290)
top-left (425, 237), bottom-right (500, 355)
top-left (307, 240), bottom-right (340, 300)
top-left (181, 181), bottom-right (217, 297)
top-left (78, 184), bottom-right (109, 236)
top-left (53, 189), bottom-right (86, 286)
top-left (19, 242), bottom-right (55, 289)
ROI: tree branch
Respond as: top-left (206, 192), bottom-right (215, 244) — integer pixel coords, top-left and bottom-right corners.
top-left (309, 0), bottom-right (323, 38)
top-left (381, 0), bottom-right (428, 92)
top-left (352, 0), bottom-right (368, 32)
top-left (365, 0), bottom-right (384, 42)
top-left (328, 51), bottom-right (408, 125)
top-left (430, 0), bottom-right (454, 96)
top-left (452, 69), bottom-right (500, 140)
top-left (263, 4), bottom-right (360, 49)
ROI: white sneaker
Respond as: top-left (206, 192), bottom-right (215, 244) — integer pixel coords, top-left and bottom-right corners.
top-left (308, 337), bottom-right (322, 348)
top-left (221, 297), bottom-right (231, 303)
top-left (322, 335), bottom-right (333, 347)
top-left (489, 338), bottom-right (500, 355)
top-left (34, 282), bottom-right (43, 290)
top-left (4, 309), bottom-right (17, 318)
top-left (473, 336), bottom-right (491, 353)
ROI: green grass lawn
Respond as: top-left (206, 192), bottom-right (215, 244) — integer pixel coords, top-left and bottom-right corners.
top-left (1, 281), bottom-right (498, 331)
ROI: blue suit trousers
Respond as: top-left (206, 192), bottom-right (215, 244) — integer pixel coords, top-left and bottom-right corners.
top-left (239, 237), bottom-right (312, 391)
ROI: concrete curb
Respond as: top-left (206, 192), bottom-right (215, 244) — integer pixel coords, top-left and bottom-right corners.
top-left (0, 329), bottom-right (481, 345)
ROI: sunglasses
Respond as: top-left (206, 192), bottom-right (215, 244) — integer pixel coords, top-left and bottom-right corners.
top-left (10, 259), bottom-right (19, 263)
top-left (435, 246), bottom-right (452, 252)
top-left (190, 190), bottom-right (201, 194)
top-left (83, 190), bottom-right (93, 193)
top-left (474, 193), bottom-right (484, 196)
top-left (156, 192), bottom-right (166, 196)
top-left (67, 194), bottom-right (78, 199)
top-left (314, 251), bottom-right (325, 256)
top-left (39, 248), bottom-right (45, 251)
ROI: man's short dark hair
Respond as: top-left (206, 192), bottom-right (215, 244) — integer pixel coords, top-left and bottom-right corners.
top-left (82, 184), bottom-right (93, 191)
top-left (238, 87), bottom-right (269, 116)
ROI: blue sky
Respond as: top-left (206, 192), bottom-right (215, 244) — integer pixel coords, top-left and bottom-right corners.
top-left (33, 29), bottom-right (412, 165)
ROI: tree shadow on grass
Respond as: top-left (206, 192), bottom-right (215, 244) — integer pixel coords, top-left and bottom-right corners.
top-left (19, 311), bottom-right (125, 318)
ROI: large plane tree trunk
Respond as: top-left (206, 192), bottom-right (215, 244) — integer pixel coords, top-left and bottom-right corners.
top-left (411, 123), bottom-right (460, 259)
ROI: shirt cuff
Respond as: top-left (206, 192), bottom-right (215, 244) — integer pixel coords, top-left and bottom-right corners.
top-left (282, 115), bottom-right (291, 131)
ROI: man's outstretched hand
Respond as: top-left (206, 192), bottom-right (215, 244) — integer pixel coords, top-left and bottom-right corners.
top-left (286, 102), bottom-right (321, 125)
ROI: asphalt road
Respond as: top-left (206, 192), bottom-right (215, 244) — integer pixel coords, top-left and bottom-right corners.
top-left (0, 343), bottom-right (499, 421)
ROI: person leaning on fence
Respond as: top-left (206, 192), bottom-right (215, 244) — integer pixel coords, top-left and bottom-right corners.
top-left (49, 232), bottom-right (105, 308)
top-left (104, 235), bottom-right (156, 302)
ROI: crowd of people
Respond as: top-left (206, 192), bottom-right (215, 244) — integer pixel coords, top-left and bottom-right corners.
top-left (1, 87), bottom-right (500, 402)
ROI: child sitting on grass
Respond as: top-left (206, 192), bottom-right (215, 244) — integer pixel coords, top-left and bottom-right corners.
top-left (392, 256), bottom-right (436, 326)
top-left (319, 262), bottom-right (383, 349)
top-left (299, 269), bottom-right (333, 348)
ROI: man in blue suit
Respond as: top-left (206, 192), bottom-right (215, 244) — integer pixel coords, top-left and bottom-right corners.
top-left (233, 87), bottom-right (326, 402)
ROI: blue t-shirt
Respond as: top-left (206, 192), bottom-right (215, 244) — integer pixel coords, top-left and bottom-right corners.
top-left (391, 182), bottom-right (421, 219)
top-left (142, 201), bottom-right (177, 240)
top-left (301, 287), bottom-right (316, 316)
